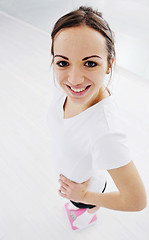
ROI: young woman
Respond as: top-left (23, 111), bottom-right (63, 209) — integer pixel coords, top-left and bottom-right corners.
top-left (47, 6), bottom-right (147, 231)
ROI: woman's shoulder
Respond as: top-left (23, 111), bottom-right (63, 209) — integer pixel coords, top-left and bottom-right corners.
top-left (93, 91), bottom-right (126, 135)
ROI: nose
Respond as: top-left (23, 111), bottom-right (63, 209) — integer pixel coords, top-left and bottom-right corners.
top-left (68, 67), bottom-right (84, 86)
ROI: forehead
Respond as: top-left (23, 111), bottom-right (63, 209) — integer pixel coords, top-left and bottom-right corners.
top-left (53, 25), bottom-right (107, 56)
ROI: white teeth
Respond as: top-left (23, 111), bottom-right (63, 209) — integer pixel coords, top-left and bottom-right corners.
top-left (70, 87), bottom-right (86, 92)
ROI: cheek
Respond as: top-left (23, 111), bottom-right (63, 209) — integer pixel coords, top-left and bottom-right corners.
top-left (55, 70), bottom-right (66, 83)
top-left (88, 71), bottom-right (104, 84)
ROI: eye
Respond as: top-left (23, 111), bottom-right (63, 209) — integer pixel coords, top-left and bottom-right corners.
top-left (85, 61), bottom-right (97, 68)
top-left (56, 61), bottom-right (69, 67)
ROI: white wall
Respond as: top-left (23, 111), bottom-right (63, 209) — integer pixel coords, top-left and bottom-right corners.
top-left (102, 0), bottom-right (149, 80)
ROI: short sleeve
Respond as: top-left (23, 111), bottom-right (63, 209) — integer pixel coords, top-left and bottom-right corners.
top-left (92, 131), bottom-right (132, 170)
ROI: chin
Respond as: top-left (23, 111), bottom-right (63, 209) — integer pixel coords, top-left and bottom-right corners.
top-left (69, 95), bottom-right (92, 106)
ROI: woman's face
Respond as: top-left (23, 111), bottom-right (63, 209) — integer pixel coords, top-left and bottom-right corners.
top-left (53, 25), bottom-right (111, 107)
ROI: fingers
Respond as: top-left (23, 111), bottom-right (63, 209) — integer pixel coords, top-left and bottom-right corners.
top-left (59, 175), bottom-right (75, 188)
top-left (58, 189), bottom-right (67, 198)
top-left (60, 175), bottom-right (69, 184)
top-left (60, 185), bottom-right (66, 193)
top-left (59, 179), bottom-right (68, 188)
top-left (59, 175), bottom-right (71, 197)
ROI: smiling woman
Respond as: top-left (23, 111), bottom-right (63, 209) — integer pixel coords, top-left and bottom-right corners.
top-left (47, 5), bottom-right (147, 231)
top-left (52, 24), bottom-right (113, 109)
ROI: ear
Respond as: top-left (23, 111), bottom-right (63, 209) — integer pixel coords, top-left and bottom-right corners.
top-left (106, 58), bottom-right (115, 74)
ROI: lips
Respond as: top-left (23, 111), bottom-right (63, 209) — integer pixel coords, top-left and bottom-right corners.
top-left (65, 84), bottom-right (91, 96)
top-left (66, 84), bottom-right (91, 90)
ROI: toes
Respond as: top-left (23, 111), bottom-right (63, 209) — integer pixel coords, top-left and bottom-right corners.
top-left (87, 206), bottom-right (100, 214)
top-left (87, 209), bottom-right (95, 214)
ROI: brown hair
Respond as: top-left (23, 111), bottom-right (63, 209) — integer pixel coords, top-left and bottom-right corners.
top-left (50, 6), bottom-right (116, 89)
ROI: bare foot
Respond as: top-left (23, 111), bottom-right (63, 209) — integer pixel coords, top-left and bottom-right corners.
top-left (87, 206), bottom-right (100, 214)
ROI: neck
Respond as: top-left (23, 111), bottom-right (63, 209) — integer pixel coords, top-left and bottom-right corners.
top-left (64, 86), bottom-right (110, 114)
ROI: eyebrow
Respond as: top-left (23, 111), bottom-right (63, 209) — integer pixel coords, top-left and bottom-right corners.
top-left (54, 55), bottom-right (102, 60)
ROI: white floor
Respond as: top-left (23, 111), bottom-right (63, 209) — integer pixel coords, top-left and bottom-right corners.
top-left (0, 10), bottom-right (149, 240)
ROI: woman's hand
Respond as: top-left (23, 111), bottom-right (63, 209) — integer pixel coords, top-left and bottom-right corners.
top-left (58, 174), bottom-right (90, 203)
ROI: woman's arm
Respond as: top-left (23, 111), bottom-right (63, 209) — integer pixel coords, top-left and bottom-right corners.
top-left (83, 161), bottom-right (147, 211)
top-left (59, 161), bottom-right (147, 212)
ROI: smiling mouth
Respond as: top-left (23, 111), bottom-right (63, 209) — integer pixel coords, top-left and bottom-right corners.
top-left (66, 84), bottom-right (91, 92)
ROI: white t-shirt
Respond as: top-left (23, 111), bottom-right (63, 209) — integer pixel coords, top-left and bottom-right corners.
top-left (47, 89), bottom-right (132, 193)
